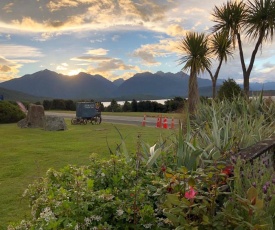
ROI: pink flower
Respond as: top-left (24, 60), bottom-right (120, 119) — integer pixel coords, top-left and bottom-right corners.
top-left (184, 186), bottom-right (197, 199)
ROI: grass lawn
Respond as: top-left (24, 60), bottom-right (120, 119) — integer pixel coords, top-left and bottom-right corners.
top-left (0, 119), bottom-right (176, 229)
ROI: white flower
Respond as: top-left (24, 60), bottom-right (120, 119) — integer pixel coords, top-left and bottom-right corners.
top-left (143, 223), bottom-right (153, 229)
top-left (116, 209), bottom-right (124, 216)
top-left (121, 175), bottom-right (125, 180)
top-left (22, 189), bottom-right (28, 197)
top-left (40, 207), bottom-right (56, 223)
top-left (90, 215), bottom-right (102, 221)
top-left (84, 217), bottom-right (91, 226)
top-left (101, 172), bottom-right (105, 177)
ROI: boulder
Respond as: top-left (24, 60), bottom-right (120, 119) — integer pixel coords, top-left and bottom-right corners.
top-left (17, 118), bottom-right (28, 128)
top-left (26, 104), bottom-right (45, 128)
top-left (43, 115), bottom-right (67, 131)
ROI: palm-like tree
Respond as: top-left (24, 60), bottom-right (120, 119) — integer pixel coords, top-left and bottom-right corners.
top-left (179, 32), bottom-right (211, 113)
top-left (206, 31), bottom-right (233, 98)
top-left (212, 0), bottom-right (275, 98)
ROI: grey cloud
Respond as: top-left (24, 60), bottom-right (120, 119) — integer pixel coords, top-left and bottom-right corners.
top-left (0, 0), bottom-right (176, 32)
top-left (46, 20), bottom-right (65, 28)
top-left (133, 49), bottom-right (159, 65)
top-left (94, 59), bottom-right (136, 72)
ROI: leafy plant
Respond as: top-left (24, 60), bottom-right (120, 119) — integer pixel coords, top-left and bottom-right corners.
top-left (0, 101), bottom-right (26, 124)
top-left (8, 155), bottom-right (170, 230)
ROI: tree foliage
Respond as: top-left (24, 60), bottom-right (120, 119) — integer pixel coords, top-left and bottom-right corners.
top-left (217, 78), bottom-right (243, 101)
top-left (179, 32), bottom-right (211, 113)
top-left (212, 0), bottom-right (275, 97)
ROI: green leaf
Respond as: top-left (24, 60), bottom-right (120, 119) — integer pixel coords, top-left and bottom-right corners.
top-left (247, 186), bottom-right (258, 200)
top-left (166, 194), bottom-right (180, 206)
top-left (87, 179), bottom-right (94, 189)
top-left (188, 177), bottom-right (196, 187)
top-left (202, 215), bottom-right (209, 224)
top-left (164, 212), bottom-right (180, 225)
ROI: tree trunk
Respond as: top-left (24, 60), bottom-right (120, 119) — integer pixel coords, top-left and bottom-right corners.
top-left (212, 79), bottom-right (217, 99)
top-left (244, 31), bottom-right (265, 98)
top-left (243, 72), bottom-right (250, 98)
top-left (188, 72), bottom-right (199, 114)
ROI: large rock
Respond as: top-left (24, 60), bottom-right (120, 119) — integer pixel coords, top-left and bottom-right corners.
top-left (17, 118), bottom-right (28, 128)
top-left (26, 104), bottom-right (45, 128)
top-left (17, 104), bottom-right (45, 128)
top-left (43, 115), bottom-right (67, 131)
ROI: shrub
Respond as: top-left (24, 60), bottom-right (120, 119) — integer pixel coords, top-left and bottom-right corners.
top-left (217, 78), bottom-right (243, 101)
top-left (0, 101), bottom-right (26, 124)
top-left (8, 154), bottom-right (171, 230)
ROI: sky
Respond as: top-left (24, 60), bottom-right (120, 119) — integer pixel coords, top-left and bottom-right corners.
top-left (0, 0), bottom-right (274, 84)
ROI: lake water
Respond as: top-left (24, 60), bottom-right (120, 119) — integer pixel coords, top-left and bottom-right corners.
top-left (102, 99), bottom-right (168, 107)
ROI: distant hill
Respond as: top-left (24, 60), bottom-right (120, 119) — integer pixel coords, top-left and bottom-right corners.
top-left (1, 69), bottom-right (274, 101)
top-left (0, 69), bottom-right (117, 100)
top-left (0, 87), bottom-right (48, 102)
top-left (113, 78), bottom-right (125, 87)
top-left (114, 71), bottom-right (214, 99)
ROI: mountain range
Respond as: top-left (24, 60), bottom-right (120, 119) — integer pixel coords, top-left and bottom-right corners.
top-left (0, 69), bottom-right (274, 102)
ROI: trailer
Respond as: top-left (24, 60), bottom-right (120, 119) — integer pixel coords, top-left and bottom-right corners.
top-left (71, 102), bottom-right (102, 125)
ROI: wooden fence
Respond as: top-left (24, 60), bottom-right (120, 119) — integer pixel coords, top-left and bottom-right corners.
top-left (237, 138), bottom-right (275, 169)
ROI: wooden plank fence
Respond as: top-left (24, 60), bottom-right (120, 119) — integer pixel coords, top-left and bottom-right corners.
top-left (237, 137), bottom-right (275, 169)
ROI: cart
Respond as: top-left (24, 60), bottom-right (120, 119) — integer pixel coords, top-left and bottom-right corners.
top-left (71, 102), bottom-right (102, 125)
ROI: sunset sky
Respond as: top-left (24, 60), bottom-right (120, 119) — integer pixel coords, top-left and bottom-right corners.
top-left (0, 0), bottom-right (274, 83)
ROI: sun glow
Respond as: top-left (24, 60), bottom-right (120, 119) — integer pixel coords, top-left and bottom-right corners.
top-left (67, 69), bottom-right (83, 76)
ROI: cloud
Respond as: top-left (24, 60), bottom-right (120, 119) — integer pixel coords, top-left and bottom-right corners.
top-left (0, 44), bottom-right (43, 58)
top-left (112, 35), bottom-right (120, 41)
top-left (166, 24), bottom-right (186, 36)
top-left (56, 62), bottom-right (69, 71)
top-left (86, 48), bottom-right (109, 56)
top-left (56, 65), bottom-right (67, 71)
top-left (71, 53), bottom-right (143, 79)
top-left (132, 38), bottom-right (180, 66)
top-left (0, 0), bottom-right (178, 35)
top-left (0, 56), bottom-right (22, 82)
top-left (2, 3), bottom-right (14, 13)
top-left (0, 65), bottom-right (11, 72)
top-left (89, 59), bottom-right (139, 72)
top-left (133, 49), bottom-right (160, 66)
top-left (71, 56), bottom-right (112, 62)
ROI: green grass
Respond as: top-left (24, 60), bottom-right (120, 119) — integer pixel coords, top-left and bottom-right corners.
top-left (0, 119), bottom-right (175, 229)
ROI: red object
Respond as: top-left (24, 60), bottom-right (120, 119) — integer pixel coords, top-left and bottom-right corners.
top-left (161, 165), bottom-right (166, 172)
top-left (141, 115), bottom-right (146, 126)
top-left (185, 186), bottom-right (197, 199)
top-left (170, 117), bottom-right (175, 129)
top-left (222, 165), bottom-right (234, 176)
top-left (163, 117), bottom-right (168, 129)
top-left (156, 116), bottom-right (161, 128)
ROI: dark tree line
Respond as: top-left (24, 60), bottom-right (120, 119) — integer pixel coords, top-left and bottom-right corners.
top-left (42, 99), bottom-right (76, 111)
top-left (40, 97), bottom-right (186, 113)
top-left (104, 97), bottom-right (185, 113)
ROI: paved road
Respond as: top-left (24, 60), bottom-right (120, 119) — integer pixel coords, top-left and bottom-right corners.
top-left (45, 111), bottom-right (178, 128)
